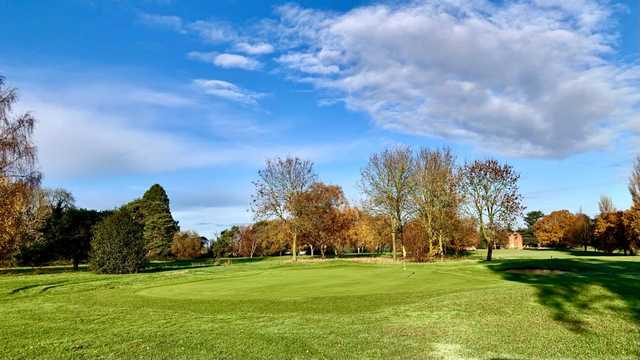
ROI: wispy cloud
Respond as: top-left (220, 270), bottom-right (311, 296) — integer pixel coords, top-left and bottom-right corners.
top-left (186, 20), bottom-right (237, 43)
top-left (139, 13), bottom-right (275, 65)
top-left (193, 79), bottom-right (264, 105)
top-left (138, 13), bottom-right (186, 34)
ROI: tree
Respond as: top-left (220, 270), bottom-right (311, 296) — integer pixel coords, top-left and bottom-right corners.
top-left (593, 211), bottom-right (626, 254)
top-left (533, 210), bottom-right (576, 247)
top-left (448, 217), bottom-right (480, 254)
top-left (251, 157), bottom-right (317, 261)
top-left (411, 147), bottom-right (461, 259)
top-left (141, 184), bottom-right (179, 258)
top-left (237, 225), bottom-right (260, 258)
top-left (460, 159), bottom-right (524, 261)
top-left (0, 76), bottom-right (41, 261)
top-left (360, 147), bottom-right (414, 262)
top-left (290, 182), bottom-right (350, 258)
top-left (523, 210), bottom-right (544, 246)
top-left (349, 211), bottom-right (390, 254)
top-left (171, 231), bottom-right (205, 260)
top-left (598, 195), bottom-right (616, 214)
top-left (571, 212), bottom-right (593, 251)
top-left (253, 219), bottom-right (289, 256)
top-left (34, 189), bottom-right (76, 266)
top-left (623, 156), bottom-right (640, 255)
top-left (212, 226), bottom-right (240, 258)
top-left (89, 207), bottom-right (146, 274)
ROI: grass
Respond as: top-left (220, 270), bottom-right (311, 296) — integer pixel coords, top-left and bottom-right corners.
top-left (1, 249), bottom-right (639, 359)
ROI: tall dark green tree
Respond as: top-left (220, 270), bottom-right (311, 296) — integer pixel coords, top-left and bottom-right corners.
top-left (523, 210), bottom-right (544, 246)
top-left (89, 207), bottom-right (146, 274)
top-left (141, 184), bottom-right (179, 258)
top-left (58, 208), bottom-right (111, 270)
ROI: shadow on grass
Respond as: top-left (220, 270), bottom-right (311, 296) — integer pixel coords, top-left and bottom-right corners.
top-left (522, 247), bottom-right (628, 257)
top-left (144, 259), bottom-right (216, 273)
top-left (488, 258), bottom-right (640, 334)
top-left (0, 265), bottom-right (88, 276)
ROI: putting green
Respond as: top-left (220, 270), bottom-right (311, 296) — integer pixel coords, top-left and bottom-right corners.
top-left (138, 262), bottom-right (492, 301)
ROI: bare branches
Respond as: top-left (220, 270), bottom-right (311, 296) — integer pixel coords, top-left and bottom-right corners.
top-left (251, 157), bottom-right (317, 221)
top-left (251, 156), bottom-right (317, 261)
top-left (460, 159), bottom-right (524, 261)
top-left (360, 146), bottom-right (414, 261)
top-left (0, 77), bottom-right (41, 261)
top-left (411, 147), bottom-right (461, 258)
top-left (598, 195), bottom-right (616, 214)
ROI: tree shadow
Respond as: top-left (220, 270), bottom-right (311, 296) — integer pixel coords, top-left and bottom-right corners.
top-left (0, 265), bottom-right (88, 276)
top-left (520, 247), bottom-right (627, 257)
top-left (144, 259), bottom-right (216, 273)
top-left (488, 258), bottom-right (640, 334)
top-left (9, 280), bottom-right (68, 294)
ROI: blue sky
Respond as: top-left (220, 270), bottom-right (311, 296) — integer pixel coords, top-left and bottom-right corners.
top-left (1, 0), bottom-right (638, 238)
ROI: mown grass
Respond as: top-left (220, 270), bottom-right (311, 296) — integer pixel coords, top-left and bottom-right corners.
top-left (1, 249), bottom-right (639, 359)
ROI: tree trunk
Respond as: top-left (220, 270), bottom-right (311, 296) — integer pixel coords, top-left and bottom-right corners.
top-left (438, 233), bottom-right (444, 260)
top-left (391, 230), bottom-right (397, 262)
top-left (486, 242), bottom-right (493, 261)
top-left (73, 258), bottom-right (79, 271)
top-left (309, 245), bottom-right (314, 257)
top-left (292, 231), bottom-right (297, 262)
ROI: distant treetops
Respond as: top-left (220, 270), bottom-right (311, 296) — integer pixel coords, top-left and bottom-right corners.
top-left (530, 159), bottom-right (640, 255)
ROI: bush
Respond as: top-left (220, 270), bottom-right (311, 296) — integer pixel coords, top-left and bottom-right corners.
top-left (89, 208), bottom-right (146, 274)
top-left (170, 231), bottom-right (204, 259)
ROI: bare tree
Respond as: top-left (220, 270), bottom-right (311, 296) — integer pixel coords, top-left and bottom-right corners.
top-left (251, 157), bottom-right (317, 261)
top-left (360, 146), bottom-right (414, 262)
top-left (411, 147), bottom-right (461, 259)
top-left (598, 195), bottom-right (616, 214)
top-left (0, 76), bottom-right (41, 261)
top-left (460, 159), bottom-right (524, 261)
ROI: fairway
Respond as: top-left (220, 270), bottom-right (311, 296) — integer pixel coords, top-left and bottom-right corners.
top-left (1, 250), bottom-right (639, 359)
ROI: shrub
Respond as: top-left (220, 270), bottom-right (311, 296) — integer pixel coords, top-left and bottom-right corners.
top-left (170, 231), bottom-right (204, 259)
top-left (89, 208), bottom-right (146, 274)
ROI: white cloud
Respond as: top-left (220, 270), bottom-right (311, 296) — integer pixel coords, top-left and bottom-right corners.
top-left (269, 0), bottom-right (640, 157)
top-left (138, 13), bottom-right (186, 34)
top-left (193, 79), bottom-right (264, 105)
top-left (233, 42), bottom-right (274, 55)
top-left (212, 53), bottom-right (261, 70)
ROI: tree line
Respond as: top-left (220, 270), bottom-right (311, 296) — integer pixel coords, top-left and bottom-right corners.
top-left (244, 147), bottom-right (524, 262)
top-left (525, 162), bottom-right (640, 255)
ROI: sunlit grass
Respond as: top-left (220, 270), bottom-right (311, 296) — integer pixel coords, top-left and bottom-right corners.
top-left (1, 249), bottom-right (638, 359)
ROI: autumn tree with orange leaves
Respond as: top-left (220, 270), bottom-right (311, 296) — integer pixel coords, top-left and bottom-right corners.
top-left (0, 77), bottom-right (41, 262)
top-left (290, 182), bottom-right (351, 257)
top-left (533, 210), bottom-right (577, 247)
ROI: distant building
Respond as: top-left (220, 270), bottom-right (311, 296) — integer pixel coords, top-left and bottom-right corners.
top-left (505, 232), bottom-right (524, 249)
